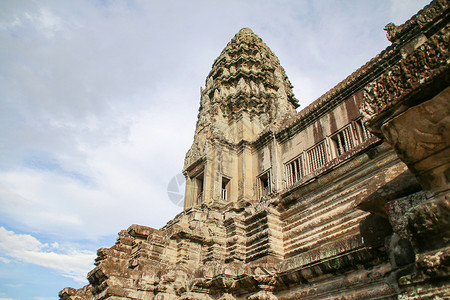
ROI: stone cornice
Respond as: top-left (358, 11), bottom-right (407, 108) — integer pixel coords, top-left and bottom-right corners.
top-left (362, 7), bottom-right (450, 130)
top-left (385, 0), bottom-right (449, 43)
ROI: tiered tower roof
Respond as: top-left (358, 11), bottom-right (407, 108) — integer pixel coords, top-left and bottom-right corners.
top-left (185, 28), bottom-right (299, 168)
top-left (199, 28), bottom-right (298, 126)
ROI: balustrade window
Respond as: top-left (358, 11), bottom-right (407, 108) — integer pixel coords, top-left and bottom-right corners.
top-left (354, 119), bottom-right (372, 143)
top-left (285, 154), bottom-right (304, 187)
top-left (282, 120), bottom-right (375, 190)
top-left (307, 141), bottom-right (327, 172)
top-left (221, 176), bottom-right (230, 201)
top-left (194, 172), bottom-right (204, 205)
top-left (331, 125), bottom-right (354, 156)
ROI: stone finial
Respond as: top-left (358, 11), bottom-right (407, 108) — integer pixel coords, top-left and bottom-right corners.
top-left (236, 27), bottom-right (254, 35)
top-left (384, 22), bottom-right (398, 42)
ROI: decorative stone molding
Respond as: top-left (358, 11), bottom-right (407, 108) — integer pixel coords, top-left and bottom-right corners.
top-left (384, 0), bottom-right (449, 43)
top-left (381, 87), bottom-right (450, 192)
top-left (361, 23), bottom-right (449, 124)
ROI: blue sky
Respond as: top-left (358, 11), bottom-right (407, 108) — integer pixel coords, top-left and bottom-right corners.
top-left (0, 0), bottom-right (431, 299)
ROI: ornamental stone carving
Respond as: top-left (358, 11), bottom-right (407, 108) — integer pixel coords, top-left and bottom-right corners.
top-left (361, 23), bottom-right (449, 123)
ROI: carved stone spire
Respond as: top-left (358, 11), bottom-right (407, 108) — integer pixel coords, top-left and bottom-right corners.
top-left (185, 28), bottom-right (299, 169)
top-left (198, 28), bottom-right (298, 127)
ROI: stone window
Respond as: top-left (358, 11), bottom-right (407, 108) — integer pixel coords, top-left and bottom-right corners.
top-left (330, 125), bottom-right (354, 156)
top-left (221, 176), bottom-right (230, 201)
top-left (194, 172), bottom-right (204, 205)
top-left (258, 170), bottom-right (271, 199)
top-left (285, 154), bottom-right (304, 188)
top-left (354, 118), bottom-right (372, 143)
top-left (306, 141), bottom-right (327, 172)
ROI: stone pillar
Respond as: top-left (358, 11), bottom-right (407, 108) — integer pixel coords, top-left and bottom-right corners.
top-left (184, 176), bottom-right (194, 210)
top-left (237, 143), bottom-right (254, 202)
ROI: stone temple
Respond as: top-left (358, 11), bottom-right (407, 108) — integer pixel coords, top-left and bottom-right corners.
top-left (60, 1), bottom-right (449, 299)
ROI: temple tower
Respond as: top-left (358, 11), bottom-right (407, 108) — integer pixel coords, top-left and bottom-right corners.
top-left (183, 28), bottom-right (299, 209)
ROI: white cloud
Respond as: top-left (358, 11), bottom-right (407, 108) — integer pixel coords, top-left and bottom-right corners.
top-left (25, 8), bottom-right (63, 38)
top-left (0, 87), bottom-right (192, 240)
top-left (0, 257), bottom-right (11, 264)
top-left (0, 227), bottom-right (95, 283)
top-left (0, 1), bottom-right (63, 38)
